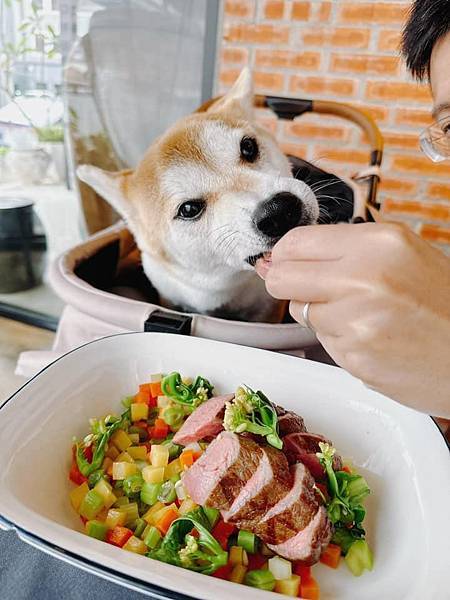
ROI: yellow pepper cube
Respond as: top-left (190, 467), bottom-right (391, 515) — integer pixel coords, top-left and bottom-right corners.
top-left (111, 429), bottom-right (132, 452)
top-left (142, 501), bottom-right (165, 524)
top-left (93, 479), bottom-right (117, 510)
top-left (274, 575), bottom-right (301, 597)
top-left (128, 433), bottom-right (140, 444)
top-left (131, 403), bottom-right (149, 422)
top-left (230, 565), bottom-right (247, 584)
top-left (178, 498), bottom-right (198, 515)
top-left (142, 465), bottom-right (165, 484)
top-left (112, 462), bottom-right (138, 480)
top-left (127, 446), bottom-right (148, 461)
top-left (229, 546), bottom-right (248, 567)
top-left (102, 456), bottom-right (113, 473)
top-left (116, 451), bottom-right (134, 463)
top-left (69, 482), bottom-right (89, 512)
top-left (123, 535), bottom-right (147, 555)
top-left (164, 458), bottom-right (182, 479)
top-left (106, 444), bottom-right (120, 460)
top-left (150, 445), bottom-right (169, 467)
top-left (105, 508), bottom-right (127, 529)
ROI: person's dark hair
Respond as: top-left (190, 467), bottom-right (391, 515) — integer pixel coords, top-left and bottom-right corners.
top-left (401, 0), bottom-right (450, 80)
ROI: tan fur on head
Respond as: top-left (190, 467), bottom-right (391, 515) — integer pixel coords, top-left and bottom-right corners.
top-left (77, 68), bottom-right (318, 321)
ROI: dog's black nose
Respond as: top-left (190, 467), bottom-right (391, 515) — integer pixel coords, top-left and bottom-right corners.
top-left (254, 192), bottom-right (303, 239)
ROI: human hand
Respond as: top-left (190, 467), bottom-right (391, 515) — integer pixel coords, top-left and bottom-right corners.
top-left (262, 223), bottom-right (450, 418)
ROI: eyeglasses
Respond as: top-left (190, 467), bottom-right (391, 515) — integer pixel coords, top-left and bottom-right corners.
top-left (419, 117), bottom-right (450, 163)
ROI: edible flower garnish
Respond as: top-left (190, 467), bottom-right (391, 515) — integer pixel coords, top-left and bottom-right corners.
top-left (223, 386), bottom-right (282, 449)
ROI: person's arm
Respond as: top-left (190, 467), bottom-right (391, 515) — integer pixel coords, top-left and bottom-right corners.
top-left (263, 222), bottom-right (450, 418)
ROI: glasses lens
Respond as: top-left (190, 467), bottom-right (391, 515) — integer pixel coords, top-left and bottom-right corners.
top-left (420, 132), bottom-right (447, 163)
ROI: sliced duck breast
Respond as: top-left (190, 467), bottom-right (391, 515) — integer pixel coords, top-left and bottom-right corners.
top-left (274, 405), bottom-right (307, 436)
top-left (222, 445), bottom-right (291, 529)
top-left (267, 505), bottom-right (332, 564)
top-left (173, 394), bottom-right (233, 446)
top-left (254, 463), bottom-right (318, 545)
top-left (283, 432), bottom-right (343, 479)
top-left (182, 432), bottom-right (263, 510)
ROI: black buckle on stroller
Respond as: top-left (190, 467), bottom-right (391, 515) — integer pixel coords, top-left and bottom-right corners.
top-left (144, 310), bottom-right (192, 335)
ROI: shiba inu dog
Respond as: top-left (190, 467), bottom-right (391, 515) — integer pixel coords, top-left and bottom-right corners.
top-left (77, 68), bottom-right (319, 322)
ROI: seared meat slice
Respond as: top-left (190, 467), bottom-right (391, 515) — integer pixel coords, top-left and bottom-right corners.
top-left (274, 404), bottom-right (307, 436)
top-left (173, 394), bottom-right (233, 446)
top-left (283, 432), bottom-right (343, 479)
top-left (267, 505), bottom-right (332, 564)
top-left (182, 432), bottom-right (262, 510)
top-left (254, 463), bottom-right (318, 545)
top-left (222, 444), bottom-right (291, 529)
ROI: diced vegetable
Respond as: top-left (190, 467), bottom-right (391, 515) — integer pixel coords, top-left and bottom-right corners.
top-left (69, 482), bottom-right (89, 511)
top-left (116, 451), bottom-right (134, 463)
top-left (69, 458), bottom-right (87, 486)
top-left (274, 575), bottom-right (300, 597)
top-left (174, 480), bottom-right (186, 501)
top-left (133, 518), bottom-right (147, 538)
top-left (345, 540), bottom-right (373, 576)
top-left (142, 501), bottom-right (165, 525)
top-left (164, 458), bottom-right (182, 479)
top-left (229, 546), bottom-right (248, 566)
top-left (128, 433), bottom-right (140, 444)
top-left (211, 520), bottom-right (236, 550)
top-left (178, 498), bottom-right (198, 515)
top-left (244, 569), bottom-right (276, 591)
top-left (154, 505), bottom-right (179, 534)
top-left (93, 479), bottom-right (117, 509)
top-left (106, 445), bottom-right (120, 460)
top-left (247, 554), bottom-right (268, 571)
top-left (79, 489), bottom-right (104, 520)
top-left (102, 457), bottom-right (113, 474)
top-left (142, 465), bottom-right (165, 484)
top-left (141, 482), bottom-right (162, 506)
top-left (106, 526), bottom-right (133, 548)
top-left (121, 502), bottom-right (140, 526)
top-left (230, 564), bottom-right (247, 584)
top-left (150, 373), bottom-right (163, 383)
top-left (112, 462), bottom-right (138, 480)
top-left (105, 508), bottom-right (127, 529)
top-left (237, 530), bottom-right (258, 554)
top-left (114, 496), bottom-right (129, 507)
top-left (85, 520), bottom-right (108, 541)
top-left (157, 481), bottom-right (177, 504)
top-left (123, 473), bottom-right (143, 497)
top-left (212, 564), bottom-right (233, 580)
top-left (131, 403), bottom-right (149, 422)
top-left (152, 418), bottom-right (169, 439)
top-left (111, 429), bottom-right (132, 452)
top-left (203, 507), bottom-right (220, 529)
top-left (268, 556), bottom-right (292, 580)
top-left (320, 543), bottom-right (342, 569)
top-left (150, 445), bottom-right (170, 467)
top-left (179, 450), bottom-right (194, 469)
top-left (127, 446), bottom-right (148, 461)
top-left (300, 574), bottom-right (320, 600)
top-left (143, 525), bottom-right (162, 549)
top-left (150, 381), bottom-right (163, 397)
top-left (123, 535), bottom-right (147, 554)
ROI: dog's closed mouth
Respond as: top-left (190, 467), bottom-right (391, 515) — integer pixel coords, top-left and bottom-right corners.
top-left (247, 251), bottom-right (272, 279)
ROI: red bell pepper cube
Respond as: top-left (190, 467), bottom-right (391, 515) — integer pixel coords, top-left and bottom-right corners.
top-left (212, 563), bottom-right (233, 580)
top-left (106, 526), bottom-right (133, 548)
top-left (293, 563), bottom-right (311, 579)
top-left (300, 574), bottom-right (320, 600)
top-left (247, 553), bottom-right (268, 571)
top-left (152, 418), bottom-right (169, 439)
top-left (211, 520), bottom-right (236, 550)
top-left (150, 381), bottom-right (162, 398)
top-left (69, 459), bottom-right (87, 486)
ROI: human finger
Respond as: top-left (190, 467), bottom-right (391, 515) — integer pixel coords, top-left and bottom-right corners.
top-left (265, 260), bottom-right (343, 302)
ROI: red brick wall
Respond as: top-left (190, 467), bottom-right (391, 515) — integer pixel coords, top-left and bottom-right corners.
top-left (217, 0), bottom-right (450, 249)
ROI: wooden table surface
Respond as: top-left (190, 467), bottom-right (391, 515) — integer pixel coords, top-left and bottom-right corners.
top-left (0, 317), bottom-right (54, 402)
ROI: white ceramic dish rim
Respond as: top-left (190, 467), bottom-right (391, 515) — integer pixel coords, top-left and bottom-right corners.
top-left (0, 332), bottom-right (449, 600)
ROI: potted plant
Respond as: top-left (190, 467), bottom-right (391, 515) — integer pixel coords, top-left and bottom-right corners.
top-left (0, 0), bottom-right (63, 184)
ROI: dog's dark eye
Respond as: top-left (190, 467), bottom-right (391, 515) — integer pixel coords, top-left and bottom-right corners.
top-left (240, 136), bottom-right (259, 163)
top-left (176, 200), bottom-right (205, 220)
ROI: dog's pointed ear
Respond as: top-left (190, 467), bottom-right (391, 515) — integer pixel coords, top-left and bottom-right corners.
top-left (208, 67), bottom-right (254, 119)
top-left (77, 165), bottom-right (134, 220)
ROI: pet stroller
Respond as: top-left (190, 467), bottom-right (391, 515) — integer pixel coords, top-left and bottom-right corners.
top-left (16, 91), bottom-right (384, 377)
top-left (15, 2), bottom-right (383, 375)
